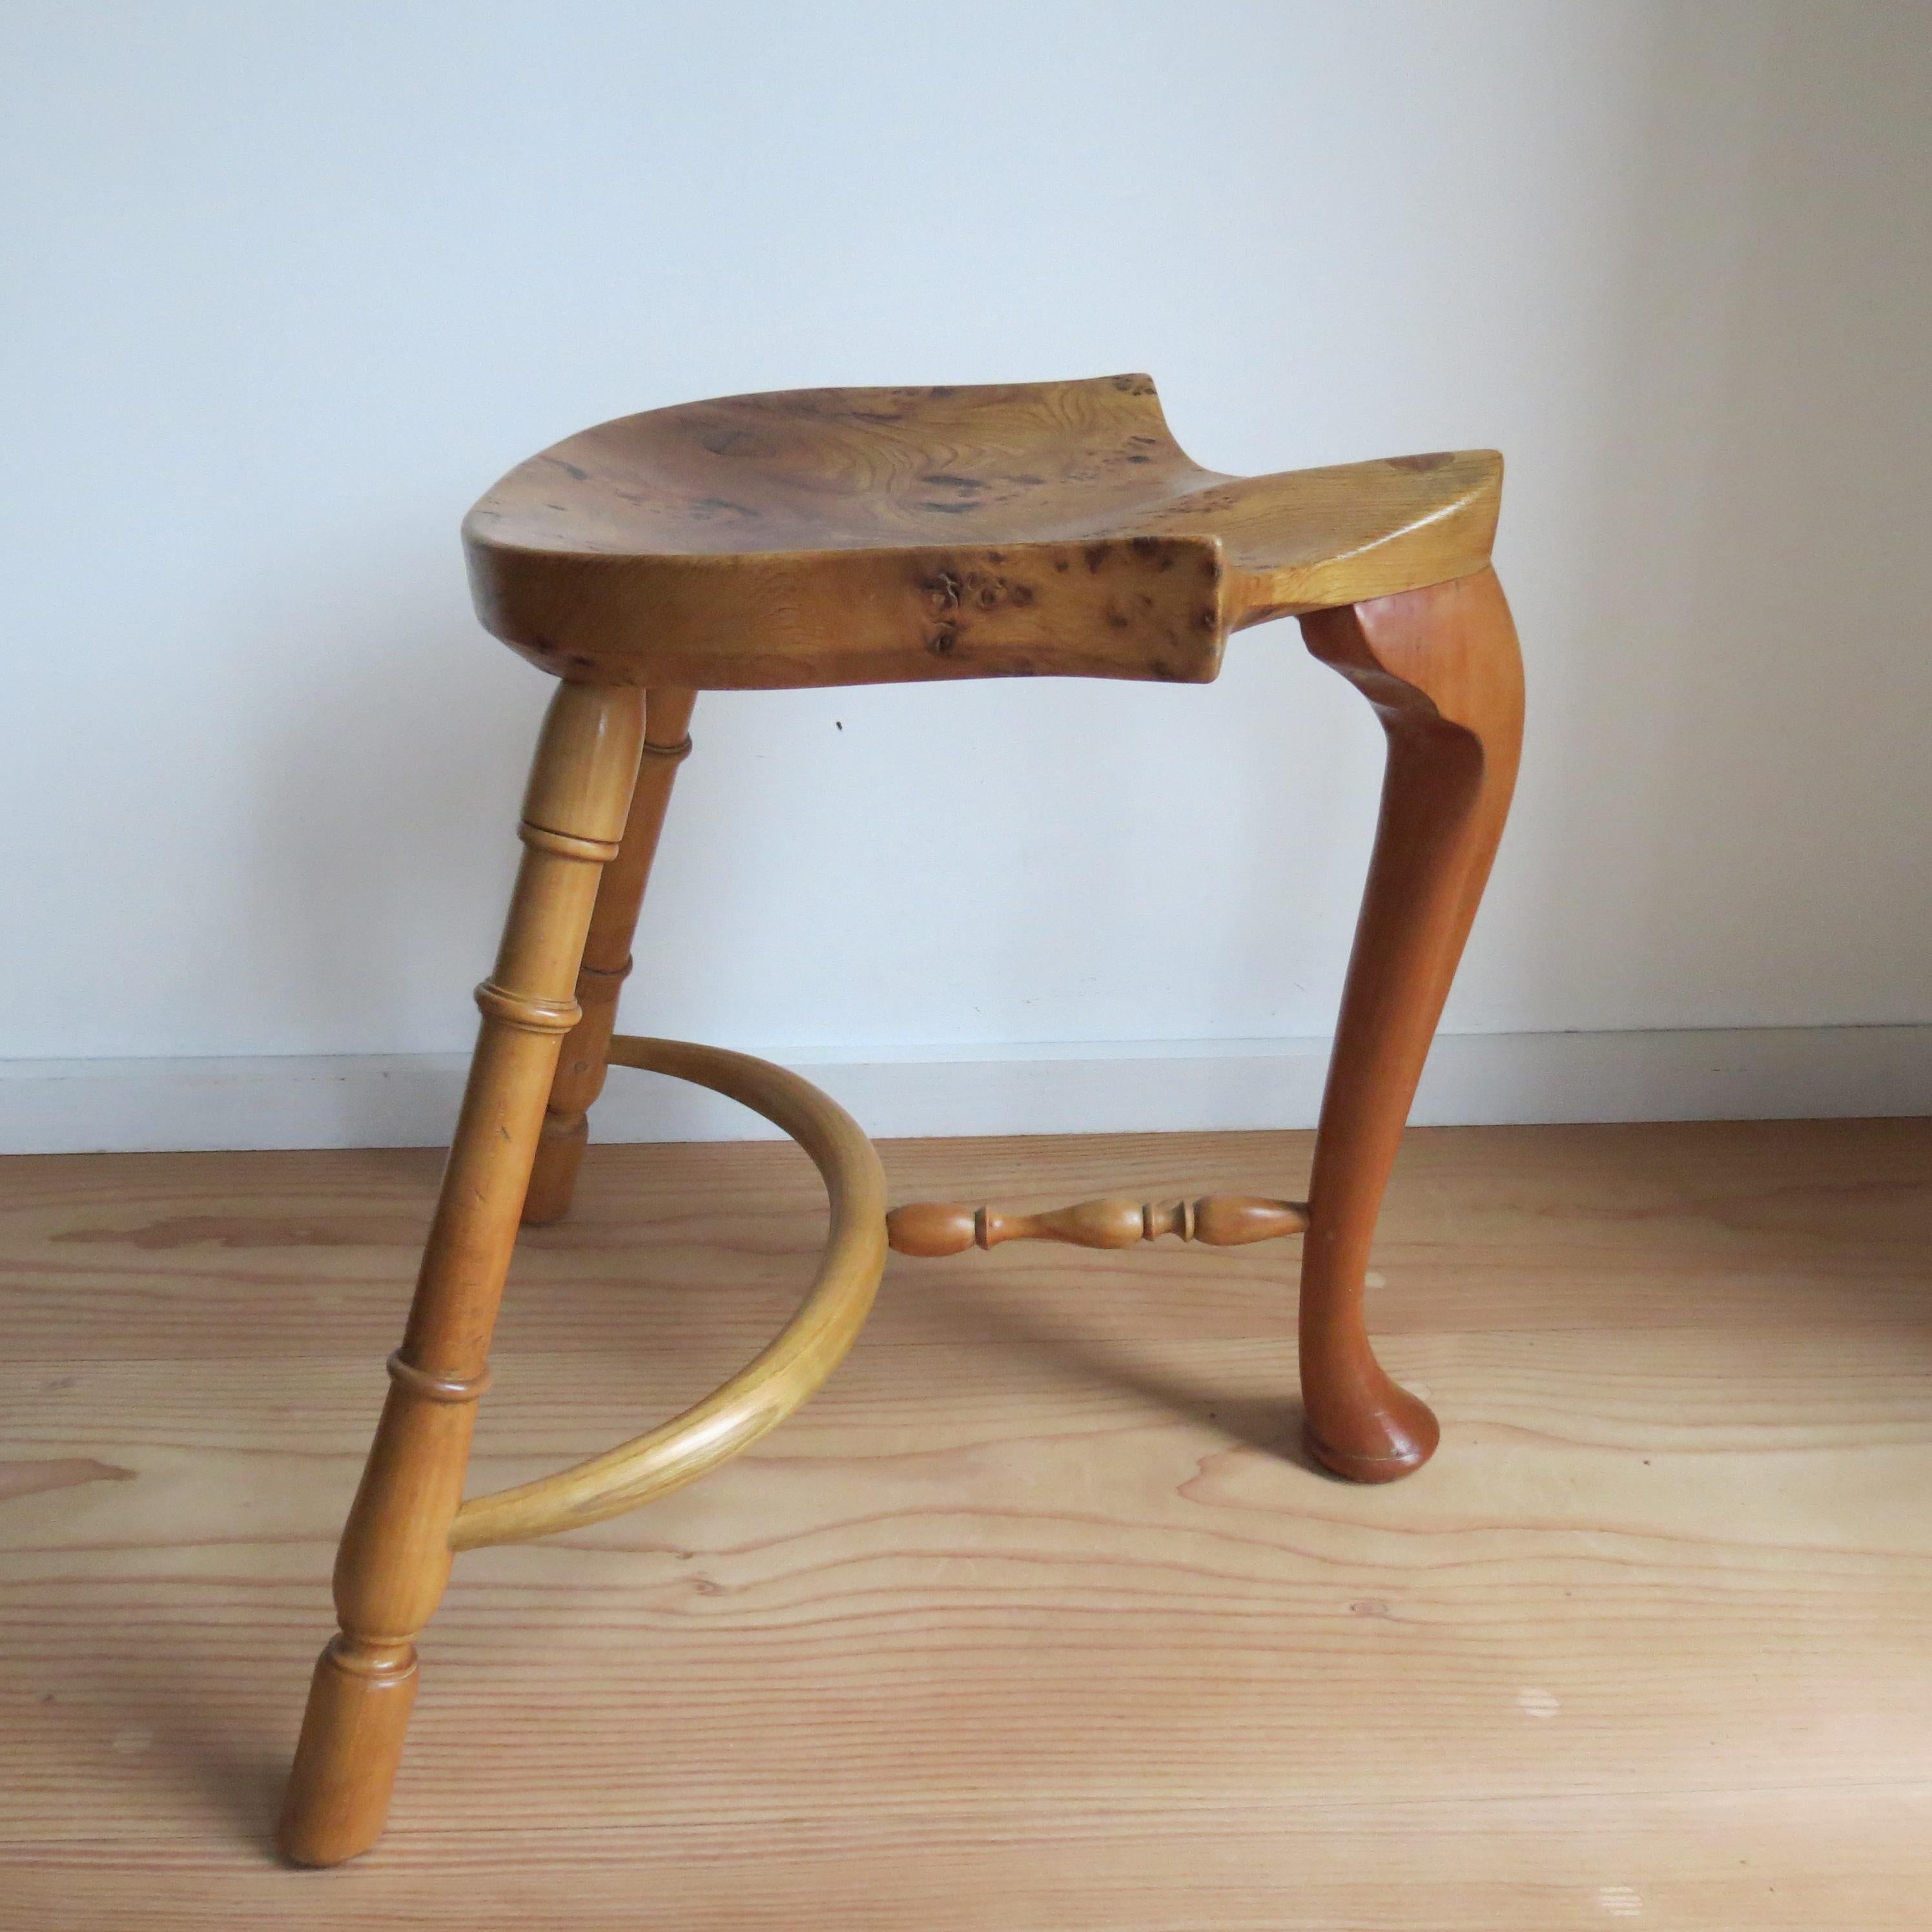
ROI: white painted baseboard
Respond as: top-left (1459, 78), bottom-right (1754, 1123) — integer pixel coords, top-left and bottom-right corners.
top-left (1, 1027), bottom-right (1927, 1155)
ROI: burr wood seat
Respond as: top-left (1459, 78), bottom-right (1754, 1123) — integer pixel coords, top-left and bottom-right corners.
top-left (463, 374), bottom-right (1501, 688)
top-left (282, 375), bottom-right (1525, 1869)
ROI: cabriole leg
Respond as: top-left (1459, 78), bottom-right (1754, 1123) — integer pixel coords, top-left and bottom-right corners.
top-left (523, 687), bottom-right (695, 1226)
top-left (1296, 568), bottom-right (1523, 1481)
top-left (278, 681), bottom-right (644, 1865)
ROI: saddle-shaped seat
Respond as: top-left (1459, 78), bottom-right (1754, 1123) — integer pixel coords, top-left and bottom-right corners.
top-left (464, 373), bottom-right (1500, 687)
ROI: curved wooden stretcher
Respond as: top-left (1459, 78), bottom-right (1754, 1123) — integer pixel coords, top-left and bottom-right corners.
top-left (449, 1034), bottom-right (887, 1552)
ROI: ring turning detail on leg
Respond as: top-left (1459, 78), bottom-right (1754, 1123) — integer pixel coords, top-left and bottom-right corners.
top-left (280, 375), bottom-right (1523, 1865)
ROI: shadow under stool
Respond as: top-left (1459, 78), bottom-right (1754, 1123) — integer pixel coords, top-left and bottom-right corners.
top-left (279, 373), bottom-right (1525, 1865)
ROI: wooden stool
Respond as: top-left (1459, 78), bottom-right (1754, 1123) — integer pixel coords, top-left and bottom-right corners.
top-left (279, 375), bottom-right (1523, 1865)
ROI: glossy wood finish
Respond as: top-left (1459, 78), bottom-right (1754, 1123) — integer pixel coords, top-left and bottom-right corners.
top-left (278, 683), bottom-right (645, 1867)
top-left (273, 378), bottom-right (1525, 1864)
top-left (887, 1192), bottom-right (1308, 1255)
top-left (8, 1122), bottom-right (1932, 1928)
top-left (451, 1033), bottom-right (887, 1551)
top-left (1295, 568), bottom-right (1524, 1480)
top-left (464, 376), bottom-right (1501, 688)
top-left (522, 688), bottom-right (697, 1227)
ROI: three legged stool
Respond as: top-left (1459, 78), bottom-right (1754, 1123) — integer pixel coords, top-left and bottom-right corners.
top-left (280, 375), bottom-right (1523, 1865)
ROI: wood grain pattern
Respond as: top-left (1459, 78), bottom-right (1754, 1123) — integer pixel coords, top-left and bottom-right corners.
top-left (4, 1120), bottom-right (1931, 1927)
top-left (463, 375), bottom-right (1501, 688)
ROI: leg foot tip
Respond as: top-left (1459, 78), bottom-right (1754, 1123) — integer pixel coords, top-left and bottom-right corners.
top-left (1302, 1395), bottom-right (1439, 1483)
top-left (1304, 1427), bottom-right (1434, 1482)
top-left (278, 1827), bottom-right (381, 1869)
top-left (280, 1639), bottom-right (416, 1867)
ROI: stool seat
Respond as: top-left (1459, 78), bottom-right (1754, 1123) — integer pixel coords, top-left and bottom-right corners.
top-left (464, 374), bottom-right (1499, 689)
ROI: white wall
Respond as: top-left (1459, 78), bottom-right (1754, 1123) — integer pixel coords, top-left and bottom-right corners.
top-left (3, 2), bottom-right (1929, 1142)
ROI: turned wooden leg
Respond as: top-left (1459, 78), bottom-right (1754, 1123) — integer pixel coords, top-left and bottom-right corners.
top-left (279, 681), bottom-right (644, 1866)
top-left (522, 687), bottom-right (696, 1226)
top-left (1295, 567), bottom-right (1524, 1481)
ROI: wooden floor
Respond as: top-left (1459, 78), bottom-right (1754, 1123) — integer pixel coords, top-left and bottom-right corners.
top-left (2, 1120), bottom-right (1929, 1929)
